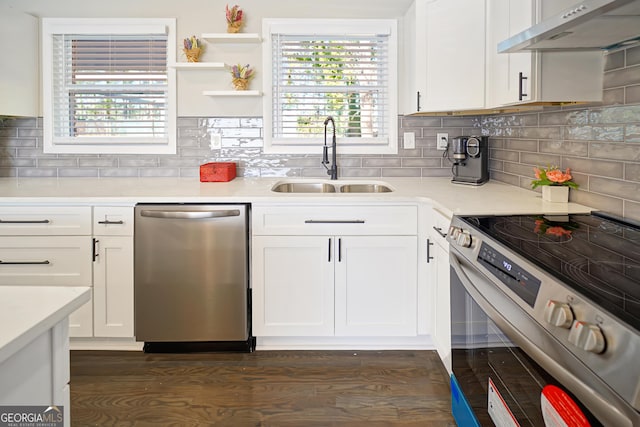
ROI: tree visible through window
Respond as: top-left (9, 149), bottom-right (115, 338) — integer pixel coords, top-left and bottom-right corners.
top-left (42, 19), bottom-right (176, 154)
top-left (264, 20), bottom-right (397, 154)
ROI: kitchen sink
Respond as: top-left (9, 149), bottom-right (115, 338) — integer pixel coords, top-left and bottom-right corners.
top-left (339, 184), bottom-right (393, 193)
top-left (271, 182), bottom-right (337, 193)
top-left (271, 180), bottom-right (394, 193)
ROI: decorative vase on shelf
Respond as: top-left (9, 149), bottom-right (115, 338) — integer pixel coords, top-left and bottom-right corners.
top-left (232, 77), bottom-right (249, 90)
top-left (183, 48), bottom-right (202, 63)
top-left (542, 186), bottom-right (569, 203)
top-left (227, 21), bottom-right (242, 33)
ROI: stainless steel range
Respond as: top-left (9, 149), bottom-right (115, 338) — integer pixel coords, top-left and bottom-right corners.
top-left (448, 212), bottom-right (639, 426)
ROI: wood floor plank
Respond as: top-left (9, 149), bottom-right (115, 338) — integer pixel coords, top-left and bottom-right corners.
top-left (70, 350), bottom-right (456, 426)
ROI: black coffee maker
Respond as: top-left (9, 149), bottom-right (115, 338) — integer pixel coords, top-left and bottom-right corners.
top-left (446, 136), bottom-right (489, 185)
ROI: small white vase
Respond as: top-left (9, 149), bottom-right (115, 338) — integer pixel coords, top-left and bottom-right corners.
top-left (542, 186), bottom-right (569, 203)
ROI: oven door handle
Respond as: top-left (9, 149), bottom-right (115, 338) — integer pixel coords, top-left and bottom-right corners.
top-left (450, 251), bottom-right (636, 427)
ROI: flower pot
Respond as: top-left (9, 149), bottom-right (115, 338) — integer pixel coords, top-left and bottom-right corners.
top-left (184, 48), bottom-right (202, 63)
top-left (232, 78), bottom-right (249, 91)
top-left (227, 21), bottom-right (242, 33)
top-left (542, 186), bottom-right (569, 203)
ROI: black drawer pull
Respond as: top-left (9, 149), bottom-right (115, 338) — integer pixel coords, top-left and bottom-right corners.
top-left (0, 219), bottom-right (50, 224)
top-left (305, 220), bottom-right (365, 224)
top-left (0, 260), bottom-right (51, 265)
top-left (432, 226), bottom-right (447, 238)
top-left (426, 239), bottom-right (434, 263)
top-left (98, 220), bottom-right (124, 225)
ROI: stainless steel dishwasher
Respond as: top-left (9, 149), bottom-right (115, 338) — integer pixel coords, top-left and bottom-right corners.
top-left (134, 204), bottom-right (253, 352)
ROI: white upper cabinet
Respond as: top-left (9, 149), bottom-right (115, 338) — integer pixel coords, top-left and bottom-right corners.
top-left (0, 11), bottom-right (38, 117)
top-left (486, 0), bottom-right (604, 107)
top-left (403, 0), bottom-right (486, 114)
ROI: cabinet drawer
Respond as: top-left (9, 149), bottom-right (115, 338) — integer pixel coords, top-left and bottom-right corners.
top-left (0, 206), bottom-right (91, 236)
top-left (430, 207), bottom-right (451, 247)
top-left (93, 206), bottom-right (134, 236)
top-left (253, 205), bottom-right (418, 236)
top-left (0, 236), bottom-right (92, 285)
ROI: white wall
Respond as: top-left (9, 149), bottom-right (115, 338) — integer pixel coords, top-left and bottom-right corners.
top-left (1, 0), bottom-right (413, 117)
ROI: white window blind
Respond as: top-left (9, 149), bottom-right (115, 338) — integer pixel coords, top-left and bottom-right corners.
top-left (43, 19), bottom-right (176, 154)
top-left (263, 19), bottom-right (398, 154)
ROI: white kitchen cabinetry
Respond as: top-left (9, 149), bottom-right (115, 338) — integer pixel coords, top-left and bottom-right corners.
top-left (403, 0), bottom-right (486, 114)
top-left (427, 207), bottom-right (452, 374)
top-left (0, 11), bottom-right (38, 117)
top-left (485, 0), bottom-right (603, 107)
top-left (92, 207), bottom-right (134, 337)
top-left (252, 205), bottom-right (418, 338)
top-left (0, 206), bottom-right (93, 337)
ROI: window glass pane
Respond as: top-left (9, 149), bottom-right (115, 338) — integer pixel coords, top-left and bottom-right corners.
top-left (52, 34), bottom-right (169, 141)
top-left (272, 33), bottom-right (389, 143)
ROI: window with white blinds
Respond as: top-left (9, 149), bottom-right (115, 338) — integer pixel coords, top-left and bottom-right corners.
top-left (42, 19), bottom-right (176, 154)
top-left (263, 20), bottom-right (398, 154)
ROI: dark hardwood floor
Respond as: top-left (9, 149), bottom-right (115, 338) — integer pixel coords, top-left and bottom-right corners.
top-left (70, 350), bottom-right (455, 426)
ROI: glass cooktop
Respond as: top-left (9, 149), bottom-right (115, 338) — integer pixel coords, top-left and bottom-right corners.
top-left (460, 212), bottom-right (640, 332)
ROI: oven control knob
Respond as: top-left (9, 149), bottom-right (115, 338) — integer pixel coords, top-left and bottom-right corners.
top-left (544, 300), bottom-right (574, 328)
top-left (448, 226), bottom-right (462, 240)
top-left (568, 321), bottom-right (606, 354)
top-left (456, 231), bottom-right (472, 248)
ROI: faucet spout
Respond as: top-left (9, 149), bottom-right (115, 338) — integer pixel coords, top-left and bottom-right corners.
top-left (322, 116), bottom-right (338, 180)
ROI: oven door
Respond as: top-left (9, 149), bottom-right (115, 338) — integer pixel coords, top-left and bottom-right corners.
top-left (449, 248), bottom-right (638, 427)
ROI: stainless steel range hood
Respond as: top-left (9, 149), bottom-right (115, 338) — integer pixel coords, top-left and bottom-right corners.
top-left (498, 0), bottom-right (640, 53)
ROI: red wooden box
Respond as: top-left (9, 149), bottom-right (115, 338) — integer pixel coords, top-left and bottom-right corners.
top-left (200, 162), bottom-right (237, 182)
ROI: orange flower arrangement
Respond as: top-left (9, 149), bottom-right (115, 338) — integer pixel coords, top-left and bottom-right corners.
top-left (531, 166), bottom-right (578, 189)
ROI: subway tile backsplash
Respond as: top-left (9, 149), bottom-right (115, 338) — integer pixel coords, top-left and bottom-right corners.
top-left (1, 45), bottom-right (639, 221)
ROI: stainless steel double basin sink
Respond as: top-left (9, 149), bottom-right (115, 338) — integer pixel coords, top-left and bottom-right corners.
top-left (271, 180), bottom-right (393, 194)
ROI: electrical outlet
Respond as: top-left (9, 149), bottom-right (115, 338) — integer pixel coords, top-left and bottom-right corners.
top-left (436, 133), bottom-right (449, 151)
top-left (403, 132), bottom-right (415, 149)
top-left (210, 133), bottom-right (222, 150)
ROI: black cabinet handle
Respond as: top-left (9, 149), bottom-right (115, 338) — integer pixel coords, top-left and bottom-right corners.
top-left (305, 220), bottom-right (365, 224)
top-left (338, 238), bottom-right (342, 262)
top-left (98, 220), bottom-right (124, 225)
top-left (417, 91), bottom-right (421, 112)
top-left (427, 239), bottom-right (434, 263)
top-left (518, 72), bottom-right (528, 101)
top-left (92, 238), bottom-right (99, 262)
top-left (0, 260), bottom-right (50, 265)
top-left (328, 238), bottom-right (332, 262)
top-left (432, 226), bottom-right (447, 238)
top-left (0, 219), bottom-right (50, 224)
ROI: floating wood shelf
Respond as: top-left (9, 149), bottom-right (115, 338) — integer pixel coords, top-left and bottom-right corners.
top-left (203, 90), bottom-right (262, 97)
top-left (201, 33), bottom-right (262, 43)
top-left (171, 62), bottom-right (227, 70)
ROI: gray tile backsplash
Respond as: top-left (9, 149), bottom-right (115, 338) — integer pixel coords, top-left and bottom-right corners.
top-left (1, 45), bottom-right (639, 221)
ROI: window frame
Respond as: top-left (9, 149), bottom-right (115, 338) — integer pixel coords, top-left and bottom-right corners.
top-left (262, 18), bottom-right (398, 155)
top-left (42, 18), bottom-right (177, 155)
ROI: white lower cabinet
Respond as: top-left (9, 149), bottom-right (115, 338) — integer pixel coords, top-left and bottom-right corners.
top-left (92, 236), bottom-right (134, 337)
top-left (252, 236), bottom-right (334, 336)
top-left (253, 235), bottom-right (417, 337)
top-left (252, 204), bottom-right (419, 340)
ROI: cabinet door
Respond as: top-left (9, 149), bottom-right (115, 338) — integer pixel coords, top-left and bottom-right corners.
top-left (0, 11), bottom-right (38, 117)
top-left (93, 236), bottom-right (134, 337)
top-left (432, 241), bottom-right (451, 374)
top-left (421, 0), bottom-right (486, 112)
top-left (335, 236), bottom-right (417, 336)
top-left (252, 236), bottom-right (334, 336)
top-left (486, 0), bottom-right (534, 106)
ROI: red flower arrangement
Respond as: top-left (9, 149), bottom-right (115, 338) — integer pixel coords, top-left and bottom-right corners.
top-left (531, 166), bottom-right (579, 189)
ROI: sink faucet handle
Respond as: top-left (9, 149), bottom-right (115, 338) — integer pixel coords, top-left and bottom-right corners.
top-left (322, 145), bottom-right (329, 165)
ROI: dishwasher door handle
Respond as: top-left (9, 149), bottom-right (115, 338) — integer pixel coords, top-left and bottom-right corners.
top-left (140, 209), bottom-right (241, 219)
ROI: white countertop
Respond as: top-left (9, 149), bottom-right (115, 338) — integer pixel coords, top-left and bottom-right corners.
top-left (0, 177), bottom-right (592, 216)
top-left (0, 286), bottom-right (91, 365)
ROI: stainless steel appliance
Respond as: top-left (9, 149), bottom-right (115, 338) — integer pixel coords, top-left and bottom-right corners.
top-left (134, 204), bottom-right (253, 352)
top-left (498, 0), bottom-right (640, 52)
top-left (446, 136), bottom-right (489, 186)
top-left (448, 212), bottom-right (639, 426)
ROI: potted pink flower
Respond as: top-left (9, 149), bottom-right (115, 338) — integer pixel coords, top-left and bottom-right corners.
top-left (531, 166), bottom-right (578, 202)
top-left (226, 4), bottom-right (243, 33)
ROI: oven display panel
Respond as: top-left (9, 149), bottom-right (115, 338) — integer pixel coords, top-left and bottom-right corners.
top-left (477, 242), bottom-right (541, 308)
